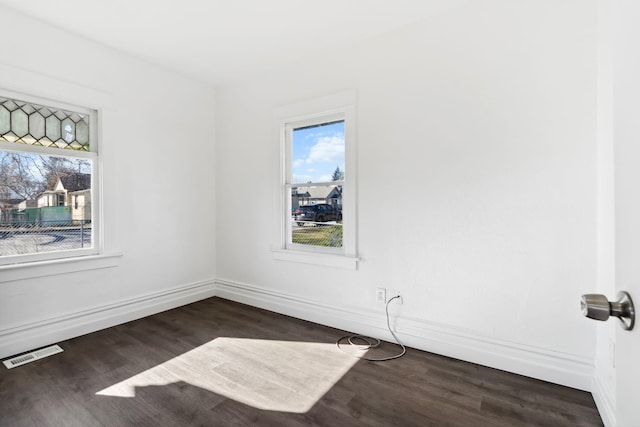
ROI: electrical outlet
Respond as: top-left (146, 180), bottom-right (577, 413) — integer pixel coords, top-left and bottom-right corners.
top-left (376, 288), bottom-right (386, 303)
top-left (394, 291), bottom-right (403, 305)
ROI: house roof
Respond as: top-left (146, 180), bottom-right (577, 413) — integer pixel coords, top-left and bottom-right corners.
top-left (58, 173), bottom-right (91, 192)
top-left (296, 186), bottom-right (342, 200)
top-left (305, 187), bottom-right (333, 200)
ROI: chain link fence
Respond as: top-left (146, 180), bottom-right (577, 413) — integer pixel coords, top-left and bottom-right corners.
top-left (0, 220), bottom-right (92, 256)
top-left (291, 220), bottom-right (342, 248)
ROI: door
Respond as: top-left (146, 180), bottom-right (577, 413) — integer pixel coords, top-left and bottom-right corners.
top-left (613, 1), bottom-right (640, 425)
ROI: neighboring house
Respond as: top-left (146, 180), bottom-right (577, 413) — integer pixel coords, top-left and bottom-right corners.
top-left (0, 198), bottom-right (23, 223)
top-left (11, 199), bottom-right (38, 223)
top-left (326, 186), bottom-right (342, 211)
top-left (291, 185), bottom-right (342, 211)
top-left (291, 188), bottom-right (310, 210)
top-left (17, 199), bottom-right (38, 211)
top-left (37, 173), bottom-right (91, 222)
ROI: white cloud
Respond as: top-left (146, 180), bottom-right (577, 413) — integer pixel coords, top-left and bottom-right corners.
top-left (293, 174), bottom-right (313, 183)
top-left (293, 158), bottom-right (305, 168)
top-left (306, 136), bottom-right (344, 164)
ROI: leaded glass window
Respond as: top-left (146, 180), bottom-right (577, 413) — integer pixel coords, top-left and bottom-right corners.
top-left (0, 92), bottom-right (98, 265)
top-left (0, 97), bottom-right (90, 151)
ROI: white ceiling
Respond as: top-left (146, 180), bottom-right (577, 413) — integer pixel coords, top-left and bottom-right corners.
top-left (0, 0), bottom-right (462, 86)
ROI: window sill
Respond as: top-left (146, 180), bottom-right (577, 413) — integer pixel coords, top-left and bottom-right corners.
top-left (0, 253), bottom-right (123, 283)
top-left (271, 249), bottom-right (358, 270)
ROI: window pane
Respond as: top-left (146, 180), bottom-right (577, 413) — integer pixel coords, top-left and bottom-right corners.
top-left (76, 118), bottom-right (89, 145)
top-left (0, 106), bottom-right (10, 134)
top-left (291, 184), bottom-right (342, 248)
top-left (291, 120), bottom-right (344, 184)
top-left (46, 114), bottom-right (61, 142)
top-left (0, 97), bottom-right (90, 151)
top-left (61, 117), bottom-right (75, 143)
top-left (11, 109), bottom-right (28, 137)
top-left (0, 150), bottom-right (92, 257)
top-left (29, 112), bottom-right (46, 139)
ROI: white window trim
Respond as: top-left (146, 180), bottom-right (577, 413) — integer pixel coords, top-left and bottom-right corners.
top-left (0, 252), bottom-right (122, 283)
top-left (0, 89), bottom-right (101, 266)
top-left (272, 91), bottom-right (358, 269)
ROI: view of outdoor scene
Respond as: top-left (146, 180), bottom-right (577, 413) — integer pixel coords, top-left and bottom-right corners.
top-left (0, 152), bottom-right (92, 257)
top-left (0, 96), bottom-right (93, 259)
top-left (290, 120), bottom-right (344, 248)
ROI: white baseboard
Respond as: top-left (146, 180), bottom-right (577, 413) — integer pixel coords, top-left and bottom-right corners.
top-left (591, 375), bottom-right (616, 427)
top-left (0, 280), bottom-right (216, 360)
top-left (214, 278), bottom-right (594, 391)
top-left (1, 276), bottom-right (595, 394)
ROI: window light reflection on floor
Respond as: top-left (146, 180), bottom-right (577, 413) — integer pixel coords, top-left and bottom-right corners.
top-left (96, 337), bottom-right (364, 413)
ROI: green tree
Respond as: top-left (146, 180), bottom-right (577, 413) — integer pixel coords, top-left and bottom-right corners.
top-left (331, 166), bottom-right (344, 181)
top-left (0, 152), bottom-right (45, 200)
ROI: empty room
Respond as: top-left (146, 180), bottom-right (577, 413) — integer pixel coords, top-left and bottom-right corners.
top-left (0, 1), bottom-right (638, 426)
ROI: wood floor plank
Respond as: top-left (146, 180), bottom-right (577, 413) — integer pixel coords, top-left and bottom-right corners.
top-left (0, 297), bottom-right (603, 426)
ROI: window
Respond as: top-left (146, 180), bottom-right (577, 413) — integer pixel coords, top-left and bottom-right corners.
top-left (286, 119), bottom-right (345, 252)
top-left (0, 93), bottom-right (98, 265)
top-left (274, 91), bottom-right (357, 268)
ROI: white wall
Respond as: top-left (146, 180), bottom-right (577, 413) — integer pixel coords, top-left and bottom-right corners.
top-left (0, 0), bottom-right (602, 397)
top-left (0, 6), bottom-right (216, 358)
top-left (215, 0), bottom-right (599, 389)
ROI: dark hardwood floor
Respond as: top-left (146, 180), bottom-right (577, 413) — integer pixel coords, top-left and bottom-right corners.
top-left (1, 297), bottom-right (603, 426)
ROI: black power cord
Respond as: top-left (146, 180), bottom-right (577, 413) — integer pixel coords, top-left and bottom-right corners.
top-left (336, 295), bottom-right (406, 361)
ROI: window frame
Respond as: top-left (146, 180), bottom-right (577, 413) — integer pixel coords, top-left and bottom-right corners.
top-left (273, 91), bottom-right (357, 269)
top-left (284, 114), bottom-right (345, 255)
top-left (0, 90), bottom-right (101, 266)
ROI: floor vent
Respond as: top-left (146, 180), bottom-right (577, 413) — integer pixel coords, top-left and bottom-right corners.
top-left (3, 345), bottom-right (64, 369)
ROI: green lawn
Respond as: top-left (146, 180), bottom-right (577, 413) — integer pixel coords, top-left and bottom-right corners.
top-left (292, 224), bottom-right (342, 247)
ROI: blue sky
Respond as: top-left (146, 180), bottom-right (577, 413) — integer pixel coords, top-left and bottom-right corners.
top-left (292, 120), bottom-right (344, 183)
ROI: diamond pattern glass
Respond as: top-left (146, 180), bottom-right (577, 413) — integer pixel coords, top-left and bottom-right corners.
top-left (0, 97), bottom-right (90, 151)
top-left (11, 109), bottom-right (28, 137)
top-left (46, 115), bottom-right (61, 142)
top-left (0, 106), bottom-right (9, 134)
top-left (28, 112), bottom-right (45, 139)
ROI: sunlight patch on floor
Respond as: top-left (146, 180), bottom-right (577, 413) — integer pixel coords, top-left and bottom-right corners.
top-left (96, 338), bottom-right (363, 413)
